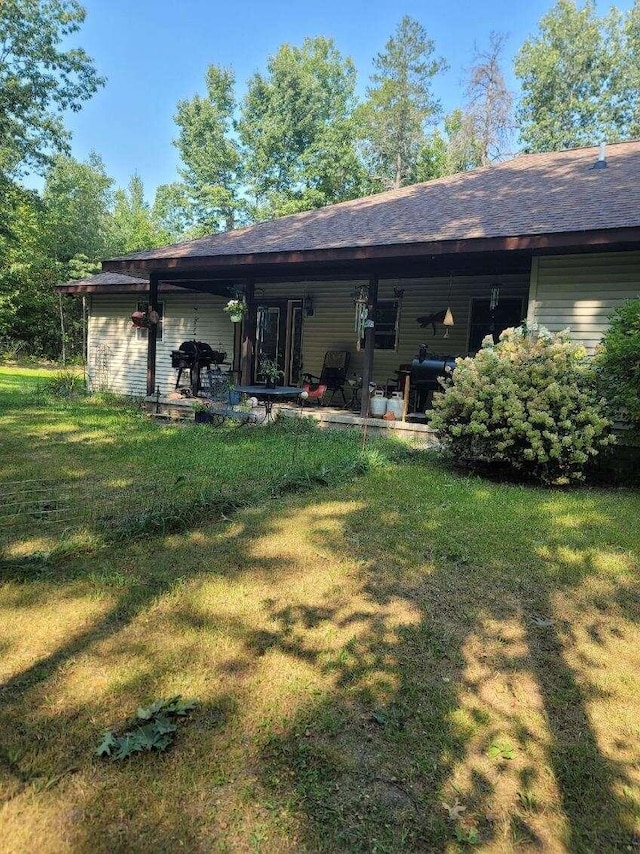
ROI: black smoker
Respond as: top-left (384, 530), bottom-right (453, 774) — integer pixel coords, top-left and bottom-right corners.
top-left (171, 341), bottom-right (227, 395)
top-left (409, 344), bottom-right (456, 411)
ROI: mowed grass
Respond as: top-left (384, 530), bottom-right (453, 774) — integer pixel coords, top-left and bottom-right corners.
top-left (0, 366), bottom-right (399, 560)
top-left (1, 367), bottom-right (639, 852)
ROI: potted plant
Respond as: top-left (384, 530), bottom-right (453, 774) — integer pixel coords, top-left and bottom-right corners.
top-left (224, 376), bottom-right (241, 405)
top-left (259, 358), bottom-right (284, 388)
top-left (223, 299), bottom-right (247, 323)
top-left (192, 400), bottom-right (214, 424)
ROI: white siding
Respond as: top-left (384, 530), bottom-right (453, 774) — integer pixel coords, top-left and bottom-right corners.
top-left (87, 293), bottom-right (235, 396)
top-left (87, 274), bottom-right (530, 395)
top-left (529, 251), bottom-right (640, 354)
top-left (265, 274), bottom-right (530, 381)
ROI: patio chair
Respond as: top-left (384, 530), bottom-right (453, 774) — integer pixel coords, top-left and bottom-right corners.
top-left (302, 350), bottom-right (351, 407)
top-left (200, 368), bottom-right (261, 426)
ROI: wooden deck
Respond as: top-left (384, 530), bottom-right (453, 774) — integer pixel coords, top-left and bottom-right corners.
top-left (143, 395), bottom-right (438, 446)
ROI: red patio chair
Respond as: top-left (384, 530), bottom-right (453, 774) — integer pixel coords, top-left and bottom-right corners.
top-left (301, 379), bottom-right (328, 405)
top-left (302, 350), bottom-right (350, 406)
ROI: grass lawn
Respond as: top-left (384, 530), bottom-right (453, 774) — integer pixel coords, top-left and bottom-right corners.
top-left (1, 367), bottom-right (639, 852)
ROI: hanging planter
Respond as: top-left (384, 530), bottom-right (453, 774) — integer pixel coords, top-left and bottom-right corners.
top-left (131, 310), bottom-right (150, 329)
top-left (224, 298), bottom-right (247, 323)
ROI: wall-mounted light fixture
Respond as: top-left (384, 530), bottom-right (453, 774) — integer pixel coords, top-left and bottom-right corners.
top-left (303, 294), bottom-right (315, 317)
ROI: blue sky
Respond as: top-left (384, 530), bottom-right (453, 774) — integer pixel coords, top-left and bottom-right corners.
top-left (61, 0), bottom-right (634, 198)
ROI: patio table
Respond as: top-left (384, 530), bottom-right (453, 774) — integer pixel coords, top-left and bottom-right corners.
top-left (235, 385), bottom-right (303, 422)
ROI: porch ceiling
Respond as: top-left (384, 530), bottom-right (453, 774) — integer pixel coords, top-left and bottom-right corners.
top-left (110, 248), bottom-right (537, 294)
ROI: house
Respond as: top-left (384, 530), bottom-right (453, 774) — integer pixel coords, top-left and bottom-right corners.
top-left (56, 141), bottom-right (640, 416)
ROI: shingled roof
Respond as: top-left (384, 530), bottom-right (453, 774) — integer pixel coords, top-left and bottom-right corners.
top-left (55, 271), bottom-right (149, 295)
top-left (103, 141), bottom-right (640, 275)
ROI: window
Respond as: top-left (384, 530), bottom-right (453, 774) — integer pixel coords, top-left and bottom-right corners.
top-left (467, 297), bottom-right (524, 353)
top-left (135, 301), bottom-right (164, 342)
top-left (374, 300), bottom-right (400, 350)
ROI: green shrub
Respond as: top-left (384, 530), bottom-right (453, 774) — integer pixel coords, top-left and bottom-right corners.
top-left (596, 298), bottom-right (640, 428)
top-left (429, 325), bottom-right (614, 484)
top-left (47, 369), bottom-right (87, 398)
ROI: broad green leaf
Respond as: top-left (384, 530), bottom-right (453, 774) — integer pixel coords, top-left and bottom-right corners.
top-left (98, 697), bottom-right (197, 760)
top-left (96, 731), bottom-right (118, 757)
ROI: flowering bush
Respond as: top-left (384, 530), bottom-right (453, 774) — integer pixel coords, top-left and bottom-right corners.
top-left (596, 299), bottom-right (640, 429)
top-left (429, 325), bottom-right (614, 483)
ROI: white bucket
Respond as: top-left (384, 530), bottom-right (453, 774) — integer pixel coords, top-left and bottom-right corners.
top-left (386, 391), bottom-right (404, 419)
top-left (369, 389), bottom-right (387, 418)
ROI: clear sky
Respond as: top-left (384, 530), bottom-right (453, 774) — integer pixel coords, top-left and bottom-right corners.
top-left (61, 0), bottom-right (634, 198)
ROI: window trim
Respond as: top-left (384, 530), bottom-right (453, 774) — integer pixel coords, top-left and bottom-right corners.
top-left (373, 299), bottom-right (401, 351)
top-left (466, 295), bottom-right (526, 354)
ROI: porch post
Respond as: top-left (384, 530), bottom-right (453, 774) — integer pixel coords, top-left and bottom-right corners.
top-left (146, 272), bottom-right (159, 396)
top-left (232, 319), bottom-right (242, 383)
top-left (240, 279), bottom-right (256, 384)
top-left (360, 275), bottom-right (378, 417)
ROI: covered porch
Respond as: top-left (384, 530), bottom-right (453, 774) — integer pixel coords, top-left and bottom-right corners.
top-left (76, 141), bottom-right (640, 419)
top-left (135, 251), bottom-right (531, 420)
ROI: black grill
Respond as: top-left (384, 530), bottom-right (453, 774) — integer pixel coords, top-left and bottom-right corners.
top-left (171, 341), bottom-right (227, 394)
top-left (409, 356), bottom-right (456, 390)
top-left (409, 345), bottom-right (456, 412)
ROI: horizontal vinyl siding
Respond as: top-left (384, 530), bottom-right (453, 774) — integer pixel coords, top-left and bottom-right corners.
top-left (88, 293), bottom-right (234, 396)
top-left (531, 251), bottom-right (640, 354)
top-left (87, 273), bottom-right (530, 394)
top-left (265, 273), bottom-right (530, 382)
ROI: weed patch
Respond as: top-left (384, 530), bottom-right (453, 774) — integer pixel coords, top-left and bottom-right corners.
top-left (97, 697), bottom-right (198, 760)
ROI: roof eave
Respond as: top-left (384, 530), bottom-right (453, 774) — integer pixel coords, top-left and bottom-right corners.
top-left (55, 282), bottom-right (151, 295)
top-left (101, 226), bottom-right (640, 278)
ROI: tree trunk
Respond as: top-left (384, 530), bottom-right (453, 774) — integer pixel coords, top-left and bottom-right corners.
top-left (58, 293), bottom-right (66, 366)
top-left (394, 152), bottom-right (402, 190)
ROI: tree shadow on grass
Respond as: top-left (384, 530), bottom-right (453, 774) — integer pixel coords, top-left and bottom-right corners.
top-left (0, 467), bottom-right (638, 850)
top-left (249, 475), bottom-right (640, 850)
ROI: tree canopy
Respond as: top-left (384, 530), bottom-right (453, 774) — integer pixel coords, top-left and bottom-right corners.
top-left (238, 37), bottom-right (365, 218)
top-left (173, 65), bottom-right (244, 233)
top-left (0, 0), bottom-right (103, 178)
top-left (357, 16), bottom-right (448, 190)
top-left (515, 0), bottom-right (639, 152)
top-left (42, 153), bottom-right (113, 263)
top-left (109, 174), bottom-right (173, 255)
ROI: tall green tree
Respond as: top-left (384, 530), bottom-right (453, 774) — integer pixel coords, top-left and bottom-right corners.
top-left (152, 182), bottom-right (193, 243)
top-left (0, 183), bottom-right (76, 358)
top-left (415, 110), bottom-right (483, 182)
top-left (358, 16), bottom-right (447, 190)
top-left (108, 174), bottom-right (173, 254)
top-left (238, 37), bottom-right (365, 219)
top-left (0, 0), bottom-right (104, 237)
top-left (515, 0), bottom-right (638, 152)
top-left (173, 65), bottom-right (243, 233)
top-left (41, 152), bottom-right (113, 263)
top-left (0, 153), bottom-right (112, 358)
top-left (624, 0), bottom-right (640, 138)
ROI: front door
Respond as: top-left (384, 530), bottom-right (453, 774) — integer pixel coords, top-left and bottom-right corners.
top-left (256, 299), bottom-right (303, 385)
